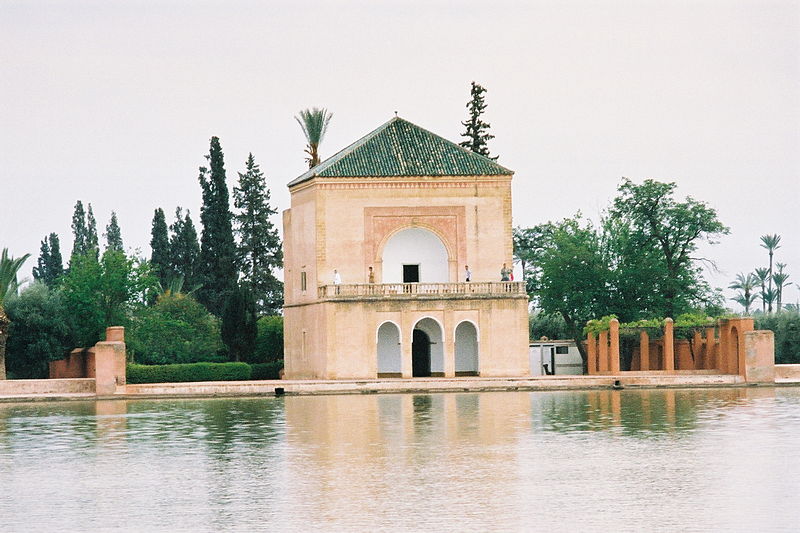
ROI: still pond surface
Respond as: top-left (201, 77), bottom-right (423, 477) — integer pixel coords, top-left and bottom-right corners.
top-left (1, 388), bottom-right (799, 532)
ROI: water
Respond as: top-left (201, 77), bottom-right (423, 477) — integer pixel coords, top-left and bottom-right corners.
top-left (1, 388), bottom-right (799, 532)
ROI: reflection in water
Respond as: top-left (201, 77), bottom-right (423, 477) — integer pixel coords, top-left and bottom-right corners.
top-left (0, 388), bottom-right (799, 532)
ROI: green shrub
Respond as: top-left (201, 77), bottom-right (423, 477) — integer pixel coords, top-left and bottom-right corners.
top-left (529, 311), bottom-right (569, 341)
top-left (5, 283), bottom-right (73, 379)
top-left (251, 315), bottom-right (283, 363)
top-left (127, 293), bottom-right (225, 365)
top-left (127, 362), bottom-right (252, 384)
top-left (755, 311), bottom-right (800, 364)
top-left (250, 361), bottom-right (283, 380)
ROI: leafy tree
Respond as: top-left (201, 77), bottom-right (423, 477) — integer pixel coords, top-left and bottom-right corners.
top-left (0, 249), bottom-right (31, 379)
top-left (528, 312), bottom-right (569, 341)
top-left (170, 208), bottom-right (201, 292)
top-left (760, 234), bottom-right (781, 313)
top-left (459, 81), bottom-right (497, 160)
top-left (253, 315), bottom-right (284, 363)
top-left (221, 285), bottom-right (257, 362)
top-left (233, 153), bottom-right (284, 314)
top-left (295, 107), bottom-right (333, 168)
top-left (70, 200), bottom-right (88, 260)
top-left (513, 225), bottom-right (551, 296)
top-left (4, 283), bottom-right (72, 379)
top-left (196, 137), bottom-right (238, 316)
top-left (150, 208), bottom-right (172, 288)
top-left (60, 250), bottom-right (156, 347)
top-left (86, 203), bottom-right (99, 258)
top-left (32, 233), bottom-right (64, 287)
top-left (754, 267), bottom-right (770, 313)
top-left (729, 272), bottom-right (759, 315)
top-left (534, 216), bottom-right (612, 367)
top-left (609, 179), bottom-right (729, 319)
top-left (126, 293), bottom-right (224, 365)
top-left (104, 211), bottom-right (123, 252)
top-left (755, 310), bottom-right (800, 364)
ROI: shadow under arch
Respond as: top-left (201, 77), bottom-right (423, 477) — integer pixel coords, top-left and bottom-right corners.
top-left (413, 317), bottom-right (444, 377)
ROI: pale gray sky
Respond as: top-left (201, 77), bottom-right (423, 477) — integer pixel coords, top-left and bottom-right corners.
top-left (2, 0), bottom-right (799, 309)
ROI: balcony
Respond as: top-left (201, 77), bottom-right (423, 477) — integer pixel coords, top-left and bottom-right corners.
top-left (317, 282), bottom-right (527, 301)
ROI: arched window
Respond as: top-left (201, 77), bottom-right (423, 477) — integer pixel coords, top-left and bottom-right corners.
top-left (382, 228), bottom-right (449, 283)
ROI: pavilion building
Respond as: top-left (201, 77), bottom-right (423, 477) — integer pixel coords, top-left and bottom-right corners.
top-left (282, 117), bottom-right (529, 379)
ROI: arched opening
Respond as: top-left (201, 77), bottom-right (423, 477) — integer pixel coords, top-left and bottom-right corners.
top-left (729, 326), bottom-right (739, 374)
top-left (381, 227), bottom-right (449, 283)
top-left (455, 321), bottom-right (479, 376)
top-left (412, 329), bottom-right (431, 377)
top-left (413, 317), bottom-right (444, 377)
top-left (377, 322), bottom-right (402, 378)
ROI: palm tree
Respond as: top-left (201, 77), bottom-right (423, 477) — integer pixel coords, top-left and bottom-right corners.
top-left (773, 263), bottom-right (790, 312)
top-left (729, 272), bottom-right (759, 314)
top-left (295, 107), bottom-right (333, 169)
top-left (0, 248), bottom-right (31, 380)
top-left (754, 267), bottom-right (769, 313)
top-left (760, 234), bottom-right (781, 312)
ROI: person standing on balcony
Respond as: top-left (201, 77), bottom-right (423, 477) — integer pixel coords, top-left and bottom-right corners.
top-left (464, 265), bottom-right (472, 282)
top-left (500, 263), bottom-right (511, 281)
top-left (368, 266), bottom-right (375, 284)
top-left (333, 269), bottom-right (342, 294)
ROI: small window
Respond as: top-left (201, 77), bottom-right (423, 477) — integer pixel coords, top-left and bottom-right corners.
top-left (403, 264), bottom-right (420, 283)
top-left (300, 271), bottom-right (307, 292)
top-left (555, 346), bottom-right (569, 354)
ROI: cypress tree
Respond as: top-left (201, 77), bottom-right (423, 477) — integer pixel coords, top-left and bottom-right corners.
top-left (196, 136), bottom-right (237, 315)
top-left (86, 204), bottom-right (99, 258)
top-left (459, 81), bottom-right (497, 160)
top-left (70, 200), bottom-right (87, 260)
top-left (150, 208), bottom-right (171, 287)
top-left (170, 208), bottom-right (200, 291)
top-left (33, 233), bottom-right (64, 287)
top-left (105, 211), bottom-right (124, 252)
top-left (221, 284), bottom-right (257, 362)
top-left (233, 153), bottom-right (284, 314)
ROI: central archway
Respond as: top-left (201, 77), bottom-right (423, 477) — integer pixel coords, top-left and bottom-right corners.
top-left (381, 227), bottom-right (449, 283)
top-left (412, 329), bottom-right (431, 377)
top-left (413, 317), bottom-right (444, 377)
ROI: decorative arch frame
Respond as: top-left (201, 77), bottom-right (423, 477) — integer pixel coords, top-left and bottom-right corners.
top-left (375, 320), bottom-right (402, 343)
top-left (363, 206), bottom-right (466, 284)
top-left (412, 315), bottom-right (445, 344)
top-left (453, 319), bottom-right (480, 341)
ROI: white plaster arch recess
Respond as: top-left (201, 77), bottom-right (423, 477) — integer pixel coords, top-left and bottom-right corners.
top-left (380, 227), bottom-right (449, 283)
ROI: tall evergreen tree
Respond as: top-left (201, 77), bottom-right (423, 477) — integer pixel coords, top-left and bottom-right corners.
top-left (170, 208), bottom-right (201, 291)
top-left (459, 81), bottom-right (497, 160)
top-left (33, 233), bottom-right (64, 287)
top-left (70, 200), bottom-right (88, 260)
top-left (196, 136), bottom-right (237, 315)
top-left (150, 208), bottom-right (172, 287)
top-left (104, 211), bottom-right (124, 252)
top-left (86, 203), bottom-right (99, 258)
top-left (233, 153), bottom-right (284, 314)
top-left (221, 284), bottom-right (257, 362)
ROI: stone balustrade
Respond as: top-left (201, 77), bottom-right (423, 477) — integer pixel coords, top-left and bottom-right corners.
top-left (317, 281), bottom-right (526, 299)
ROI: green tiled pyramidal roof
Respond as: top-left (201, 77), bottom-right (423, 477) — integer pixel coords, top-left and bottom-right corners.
top-left (287, 117), bottom-right (513, 187)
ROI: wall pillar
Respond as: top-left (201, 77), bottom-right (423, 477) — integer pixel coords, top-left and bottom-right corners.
top-left (743, 330), bottom-right (775, 383)
top-left (663, 318), bottom-right (675, 372)
top-left (704, 327), bottom-right (716, 370)
top-left (639, 331), bottom-right (650, 371)
top-left (401, 312), bottom-right (413, 378)
top-left (598, 331), bottom-right (609, 374)
top-left (587, 332), bottom-right (597, 375)
top-left (443, 310), bottom-right (455, 378)
top-left (91, 327), bottom-right (126, 396)
top-left (609, 318), bottom-right (620, 374)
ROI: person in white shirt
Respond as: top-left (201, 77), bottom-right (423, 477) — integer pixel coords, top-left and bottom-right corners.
top-left (464, 265), bottom-right (472, 282)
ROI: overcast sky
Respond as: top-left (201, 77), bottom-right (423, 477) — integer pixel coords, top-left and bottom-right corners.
top-left (2, 0), bottom-right (798, 310)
